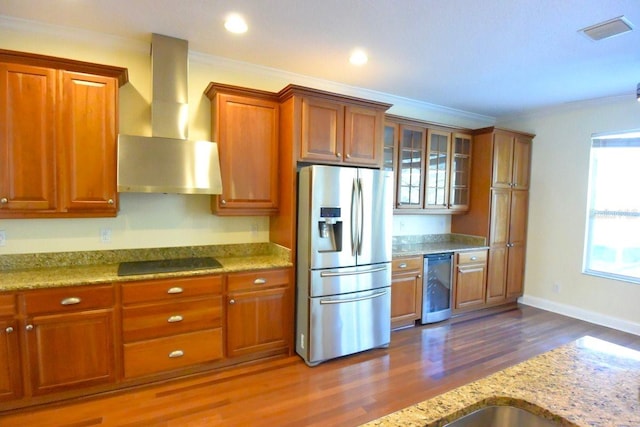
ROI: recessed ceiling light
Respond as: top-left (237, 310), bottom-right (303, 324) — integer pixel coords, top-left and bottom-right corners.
top-left (224, 14), bottom-right (248, 34)
top-left (349, 49), bottom-right (368, 66)
top-left (579, 16), bottom-right (633, 41)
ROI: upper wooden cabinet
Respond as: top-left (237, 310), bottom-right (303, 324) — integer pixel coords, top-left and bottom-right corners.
top-left (279, 85), bottom-right (391, 167)
top-left (385, 116), bottom-right (472, 214)
top-left (0, 49), bottom-right (127, 219)
top-left (492, 131), bottom-right (532, 190)
top-left (205, 83), bottom-right (280, 216)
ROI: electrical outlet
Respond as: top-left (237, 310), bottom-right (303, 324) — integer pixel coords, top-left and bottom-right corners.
top-left (0, 230), bottom-right (5, 247)
top-left (552, 282), bottom-right (561, 293)
top-left (100, 228), bottom-right (112, 243)
top-left (251, 222), bottom-right (259, 238)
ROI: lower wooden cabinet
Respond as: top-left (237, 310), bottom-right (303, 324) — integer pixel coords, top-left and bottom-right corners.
top-left (0, 295), bottom-right (21, 403)
top-left (226, 268), bottom-right (292, 358)
top-left (453, 250), bottom-right (488, 313)
top-left (120, 275), bottom-right (224, 379)
top-left (391, 257), bottom-right (423, 329)
top-left (21, 285), bottom-right (117, 396)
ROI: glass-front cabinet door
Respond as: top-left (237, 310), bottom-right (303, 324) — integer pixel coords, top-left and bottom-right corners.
top-left (396, 125), bottom-right (425, 209)
top-left (449, 133), bottom-right (472, 211)
top-left (383, 122), bottom-right (398, 209)
top-left (425, 130), bottom-right (451, 210)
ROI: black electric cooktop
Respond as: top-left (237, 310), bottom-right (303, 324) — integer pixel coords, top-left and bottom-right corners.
top-left (117, 257), bottom-right (222, 277)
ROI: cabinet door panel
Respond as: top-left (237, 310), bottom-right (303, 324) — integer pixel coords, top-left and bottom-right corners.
top-left (454, 264), bottom-right (486, 310)
top-left (391, 273), bottom-right (421, 328)
top-left (26, 309), bottom-right (115, 396)
top-left (512, 136), bottom-right (532, 189)
top-left (227, 287), bottom-right (289, 357)
top-left (300, 97), bottom-right (343, 162)
top-left (449, 133), bottom-right (472, 211)
top-left (489, 189), bottom-right (510, 247)
top-left (492, 133), bottom-right (514, 188)
top-left (344, 105), bottom-right (382, 166)
top-left (425, 130), bottom-right (451, 209)
top-left (396, 125), bottom-right (425, 209)
top-left (0, 318), bottom-right (21, 402)
top-left (506, 243), bottom-right (526, 298)
top-left (486, 247), bottom-right (507, 304)
top-left (0, 63), bottom-right (56, 213)
top-left (60, 71), bottom-right (117, 213)
top-left (214, 93), bottom-right (279, 212)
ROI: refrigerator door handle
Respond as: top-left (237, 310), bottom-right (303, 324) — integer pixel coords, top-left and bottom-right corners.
top-left (351, 177), bottom-right (358, 257)
top-left (357, 177), bottom-right (364, 255)
top-left (319, 290), bottom-right (388, 305)
top-left (319, 265), bottom-right (388, 277)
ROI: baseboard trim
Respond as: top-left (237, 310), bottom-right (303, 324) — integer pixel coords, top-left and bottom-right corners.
top-left (519, 295), bottom-right (640, 336)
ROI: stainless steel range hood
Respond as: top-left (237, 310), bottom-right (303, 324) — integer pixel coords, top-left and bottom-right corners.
top-left (117, 34), bottom-right (223, 195)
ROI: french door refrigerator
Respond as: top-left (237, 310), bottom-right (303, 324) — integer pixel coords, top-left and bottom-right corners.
top-left (296, 165), bottom-right (392, 366)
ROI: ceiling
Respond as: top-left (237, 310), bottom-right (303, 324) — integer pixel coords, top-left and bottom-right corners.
top-left (2, 0), bottom-right (640, 118)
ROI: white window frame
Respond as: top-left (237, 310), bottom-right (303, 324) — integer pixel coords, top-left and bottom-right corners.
top-left (583, 129), bottom-right (640, 284)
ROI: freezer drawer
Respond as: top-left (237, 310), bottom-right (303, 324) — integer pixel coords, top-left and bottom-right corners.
top-left (309, 263), bottom-right (391, 297)
top-left (306, 287), bottom-right (390, 365)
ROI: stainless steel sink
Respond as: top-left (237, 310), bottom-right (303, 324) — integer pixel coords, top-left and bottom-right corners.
top-left (444, 405), bottom-right (560, 427)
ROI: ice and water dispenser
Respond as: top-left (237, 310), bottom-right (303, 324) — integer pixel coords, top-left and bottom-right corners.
top-left (317, 207), bottom-right (342, 252)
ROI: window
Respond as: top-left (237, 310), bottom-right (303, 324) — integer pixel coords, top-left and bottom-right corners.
top-left (583, 130), bottom-right (640, 284)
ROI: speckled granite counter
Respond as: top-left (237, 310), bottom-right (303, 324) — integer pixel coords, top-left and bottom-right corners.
top-left (393, 234), bottom-right (488, 258)
top-left (0, 243), bottom-right (292, 291)
top-left (362, 336), bottom-right (640, 427)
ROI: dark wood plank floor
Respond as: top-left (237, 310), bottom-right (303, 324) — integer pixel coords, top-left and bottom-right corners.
top-left (3, 305), bottom-right (639, 426)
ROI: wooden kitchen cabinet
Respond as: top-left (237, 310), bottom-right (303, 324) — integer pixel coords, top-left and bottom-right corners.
top-left (121, 275), bottom-right (224, 379)
top-left (0, 294), bottom-right (21, 402)
top-left (453, 250), bottom-right (488, 312)
top-left (452, 127), bottom-right (533, 308)
top-left (396, 124), bottom-right (427, 210)
top-left (21, 285), bottom-right (117, 396)
top-left (278, 85), bottom-right (391, 167)
top-left (0, 49), bottom-right (127, 219)
top-left (226, 268), bottom-right (293, 358)
top-left (391, 257), bottom-right (423, 329)
top-left (205, 83), bottom-right (279, 215)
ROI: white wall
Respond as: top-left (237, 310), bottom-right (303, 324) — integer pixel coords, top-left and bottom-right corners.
top-left (499, 96), bottom-right (640, 334)
top-left (0, 17), bottom-right (489, 255)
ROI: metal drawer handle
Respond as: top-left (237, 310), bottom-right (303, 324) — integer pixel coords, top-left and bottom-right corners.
top-left (168, 350), bottom-right (184, 358)
top-left (320, 266), bottom-right (387, 277)
top-left (398, 263), bottom-right (407, 268)
top-left (167, 287), bottom-right (183, 294)
top-left (320, 290), bottom-right (388, 305)
top-left (61, 297), bottom-right (81, 305)
top-left (254, 278), bottom-right (267, 285)
top-left (470, 256), bottom-right (477, 261)
top-left (167, 315), bottom-right (183, 323)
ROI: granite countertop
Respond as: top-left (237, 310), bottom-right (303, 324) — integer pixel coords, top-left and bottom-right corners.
top-left (0, 243), bottom-right (292, 291)
top-left (393, 234), bottom-right (488, 258)
top-left (362, 336), bottom-right (640, 427)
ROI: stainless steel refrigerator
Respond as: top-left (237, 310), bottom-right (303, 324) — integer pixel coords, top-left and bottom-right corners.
top-left (296, 165), bottom-right (392, 366)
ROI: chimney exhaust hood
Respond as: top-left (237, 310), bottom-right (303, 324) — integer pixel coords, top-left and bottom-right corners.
top-left (117, 34), bottom-right (223, 195)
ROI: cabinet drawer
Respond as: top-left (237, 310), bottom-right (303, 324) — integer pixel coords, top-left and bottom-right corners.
top-left (0, 294), bottom-right (16, 316)
top-left (123, 328), bottom-right (223, 379)
top-left (22, 285), bottom-right (114, 315)
top-left (122, 275), bottom-right (222, 305)
top-left (392, 257), bottom-right (422, 273)
top-left (227, 268), bottom-right (290, 292)
top-left (122, 297), bottom-right (222, 342)
top-left (456, 250), bottom-right (488, 264)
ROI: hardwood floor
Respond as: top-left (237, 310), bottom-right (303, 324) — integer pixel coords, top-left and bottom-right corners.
top-left (3, 304), bottom-right (639, 426)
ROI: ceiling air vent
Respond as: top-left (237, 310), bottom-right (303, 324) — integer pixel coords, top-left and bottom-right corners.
top-left (580, 16), bottom-right (633, 41)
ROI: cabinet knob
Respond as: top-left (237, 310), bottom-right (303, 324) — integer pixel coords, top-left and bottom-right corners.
top-left (107, 198), bottom-right (114, 205)
top-left (5, 326), bottom-right (13, 334)
top-left (346, 154), bottom-right (351, 159)
top-left (167, 315), bottom-right (183, 323)
top-left (221, 199), bottom-right (227, 205)
top-left (336, 152), bottom-right (341, 158)
top-left (168, 350), bottom-right (184, 358)
top-left (0, 197), bottom-right (7, 204)
top-left (229, 299), bottom-right (236, 305)
top-left (25, 324), bottom-right (34, 331)
top-left (417, 274), bottom-right (422, 279)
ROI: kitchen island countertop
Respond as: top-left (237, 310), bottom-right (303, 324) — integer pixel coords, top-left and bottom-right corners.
top-left (362, 336), bottom-right (640, 427)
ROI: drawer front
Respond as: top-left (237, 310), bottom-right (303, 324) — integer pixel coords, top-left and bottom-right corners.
top-left (123, 328), bottom-right (223, 379)
top-left (227, 268), bottom-right (290, 293)
top-left (0, 294), bottom-right (16, 316)
top-left (392, 257), bottom-right (422, 273)
top-left (23, 285), bottom-right (114, 315)
top-left (122, 297), bottom-right (222, 342)
top-left (122, 275), bottom-right (222, 305)
top-left (457, 250), bottom-right (488, 265)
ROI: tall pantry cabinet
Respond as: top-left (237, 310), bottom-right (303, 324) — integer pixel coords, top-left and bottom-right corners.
top-left (451, 127), bottom-right (533, 306)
